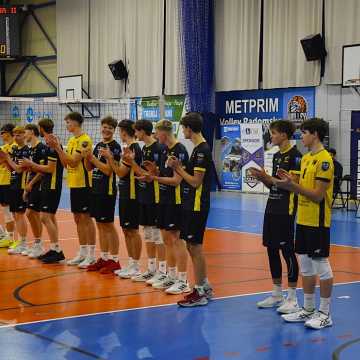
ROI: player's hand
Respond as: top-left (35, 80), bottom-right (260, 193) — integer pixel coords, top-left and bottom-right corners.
top-left (135, 173), bottom-right (154, 183)
top-left (45, 134), bottom-right (60, 149)
top-left (99, 147), bottom-right (112, 160)
top-left (19, 158), bottom-right (32, 170)
top-left (22, 190), bottom-right (29, 202)
top-left (122, 147), bottom-right (135, 164)
top-left (167, 156), bottom-right (180, 169)
top-left (249, 167), bottom-right (267, 181)
top-left (25, 183), bottom-right (33, 193)
top-left (276, 168), bottom-right (291, 180)
top-left (82, 147), bottom-right (92, 159)
top-left (143, 161), bottom-right (158, 175)
top-left (274, 169), bottom-right (295, 191)
top-left (0, 150), bottom-right (8, 161)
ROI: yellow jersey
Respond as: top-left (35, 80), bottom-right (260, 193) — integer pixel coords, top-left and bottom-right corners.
top-left (66, 133), bottom-right (93, 188)
top-left (0, 142), bottom-right (16, 185)
top-left (297, 149), bottom-right (334, 228)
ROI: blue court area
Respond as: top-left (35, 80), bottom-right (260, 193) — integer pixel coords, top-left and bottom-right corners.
top-left (0, 282), bottom-right (359, 360)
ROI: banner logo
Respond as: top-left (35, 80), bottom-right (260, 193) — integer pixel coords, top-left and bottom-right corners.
top-left (287, 95), bottom-right (308, 121)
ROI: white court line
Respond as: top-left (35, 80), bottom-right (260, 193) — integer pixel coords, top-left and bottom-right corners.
top-left (1, 279), bottom-right (360, 330)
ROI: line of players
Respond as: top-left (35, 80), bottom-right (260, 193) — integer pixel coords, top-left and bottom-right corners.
top-left (0, 112), bottom-right (213, 307)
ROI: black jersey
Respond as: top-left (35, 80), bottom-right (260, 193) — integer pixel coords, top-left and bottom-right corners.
top-left (159, 142), bottom-right (189, 205)
top-left (118, 142), bottom-right (142, 200)
top-left (265, 145), bottom-right (302, 215)
top-left (41, 146), bottom-right (64, 192)
top-left (138, 141), bottom-right (163, 204)
top-left (10, 144), bottom-right (31, 190)
top-left (92, 140), bottom-right (122, 196)
top-left (182, 141), bottom-right (213, 212)
top-left (28, 141), bottom-right (48, 184)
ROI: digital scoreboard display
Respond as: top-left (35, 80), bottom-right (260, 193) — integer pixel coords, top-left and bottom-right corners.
top-left (0, 6), bottom-right (21, 58)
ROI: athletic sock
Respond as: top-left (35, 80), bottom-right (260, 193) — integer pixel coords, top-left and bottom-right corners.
top-left (20, 236), bottom-right (26, 245)
top-left (148, 258), bottom-right (156, 273)
top-left (287, 287), bottom-right (297, 300)
top-left (319, 297), bottom-right (331, 315)
top-left (34, 238), bottom-right (41, 244)
top-left (79, 245), bottom-right (87, 257)
top-left (50, 243), bottom-right (61, 252)
top-left (168, 267), bottom-right (177, 279)
top-left (132, 259), bottom-right (139, 269)
top-left (128, 257), bottom-right (134, 266)
top-left (304, 293), bottom-right (316, 312)
top-left (8, 232), bottom-right (14, 241)
top-left (158, 260), bottom-right (166, 274)
top-left (272, 284), bottom-right (282, 298)
top-left (110, 254), bottom-right (119, 262)
top-left (100, 252), bottom-right (109, 260)
top-left (88, 245), bottom-right (96, 258)
top-left (178, 272), bottom-right (187, 282)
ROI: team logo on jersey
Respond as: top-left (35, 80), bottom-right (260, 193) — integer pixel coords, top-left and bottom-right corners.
top-left (321, 161), bottom-right (330, 171)
top-left (197, 152), bottom-right (205, 163)
top-left (179, 153), bottom-right (185, 162)
top-left (153, 153), bottom-right (159, 162)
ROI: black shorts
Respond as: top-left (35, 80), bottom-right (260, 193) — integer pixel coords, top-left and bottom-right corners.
top-left (27, 188), bottom-right (42, 212)
top-left (0, 185), bottom-right (11, 205)
top-left (180, 210), bottom-right (209, 245)
top-left (139, 203), bottom-right (158, 227)
top-left (70, 188), bottom-right (91, 213)
top-left (295, 224), bottom-right (330, 258)
top-left (263, 213), bottom-right (295, 249)
top-left (40, 190), bottom-right (62, 214)
top-left (119, 198), bottom-right (139, 229)
top-left (9, 189), bottom-right (27, 213)
top-left (90, 193), bottom-right (116, 223)
top-left (157, 204), bottom-right (182, 231)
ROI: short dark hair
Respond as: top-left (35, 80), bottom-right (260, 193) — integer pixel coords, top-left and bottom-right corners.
top-left (25, 124), bottom-right (40, 137)
top-left (134, 120), bottom-right (153, 136)
top-left (328, 148), bottom-right (336, 156)
top-left (65, 112), bottom-right (84, 125)
top-left (300, 118), bottom-right (328, 142)
top-left (180, 112), bottom-right (203, 133)
top-left (0, 123), bottom-right (15, 135)
top-left (118, 119), bottom-right (135, 137)
top-left (101, 116), bottom-right (117, 129)
top-left (269, 120), bottom-right (296, 139)
top-left (38, 118), bottom-right (54, 134)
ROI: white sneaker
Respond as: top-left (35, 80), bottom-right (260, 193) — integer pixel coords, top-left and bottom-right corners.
top-left (277, 298), bottom-right (300, 314)
top-left (282, 307), bottom-right (315, 323)
top-left (8, 243), bottom-right (27, 255)
top-left (165, 280), bottom-right (191, 294)
top-left (152, 276), bottom-right (176, 289)
top-left (28, 243), bottom-right (45, 259)
top-left (67, 254), bottom-right (86, 266)
top-left (114, 266), bottom-right (128, 276)
top-left (118, 265), bottom-right (141, 279)
top-left (305, 311), bottom-right (333, 330)
top-left (78, 256), bottom-right (96, 269)
top-left (257, 295), bottom-right (284, 308)
top-left (146, 272), bottom-right (166, 285)
top-left (21, 245), bottom-right (31, 256)
top-left (132, 270), bottom-right (155, 282)
top-left (204, 285), bottom-right (214, 300)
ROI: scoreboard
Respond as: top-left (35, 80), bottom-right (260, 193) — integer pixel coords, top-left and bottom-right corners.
top-left (0, 6), bottom-right (21, 58)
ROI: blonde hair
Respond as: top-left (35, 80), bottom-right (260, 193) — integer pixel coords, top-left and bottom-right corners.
top-left (155, 119), bottom-right (173, 133)
top-left (13, 126), bottom-right (25, 134)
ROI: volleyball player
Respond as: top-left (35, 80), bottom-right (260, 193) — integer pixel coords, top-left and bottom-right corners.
top-left (250, 120), bottom-right (301, 314)
top-left (167, 112), bottom-right (213, 307)
top-left (141, 119), bottom-right (190, 294)
top-left (275, 118), bottom-right (334, 330)
top-left (46, 112), bottom-right (96, 268)
top-left (1, 126), bottom-right (30, 254)
top-left (0, 123), bottom-right (16, 248)
top-left (20, 124), bottom-right (48, 258)
top-left (122, 120), bottom-right (166, 284)
top-left (102, 119), bottom-right (143, 279)
top-left (21, 118), bottom-right (65, 263)
top-left (84, 116), bottom-right (122, 274)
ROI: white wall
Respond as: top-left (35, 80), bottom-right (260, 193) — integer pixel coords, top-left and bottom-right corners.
top-left (315, 83), bottom-right (360, 175)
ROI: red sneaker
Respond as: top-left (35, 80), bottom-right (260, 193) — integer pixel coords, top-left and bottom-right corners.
top-left (99, 260), bottom-right (121, 274)
top-left (87, 258), bottom-right (107, 272)
top-left (177, 288), bottom-right (208, 307)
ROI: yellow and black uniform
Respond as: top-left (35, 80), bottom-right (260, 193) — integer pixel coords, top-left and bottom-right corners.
top-left (66, 133), bottom-right (93, 213)
top-left (0, 142), bottom-right (16, 205)
top-left (138, 141), bottom-right (163, 226)
top-left (9, 144), bottom-right (31, 213)
top-left (295, 149), bottom-right (334, 258)
top-left (27, 141), bottom-right (48, 212)
top-left (263, 145), bottom-right (302, 249)
top-left (90, 140), bottom-right (121, 223)
top-left (40, 146), bottom-right (64, 214)
top-left (157, 142), bottom-right (189, 231)
top-left (180, 141), bottom-right (213, 244)
top-left (118, 142), bottom-right (142, 229)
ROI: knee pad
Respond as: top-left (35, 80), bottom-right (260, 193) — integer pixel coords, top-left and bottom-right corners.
top-left (3, 206), bottom-right (13, 224)
top-left (313, 258), bottom-right (333, 280)
top-left (152, 227), bottom-right (163, 245)
top-left (143, 226), bottom-right (154, 243)
top-left (299, 254), bottom-right (316, 277)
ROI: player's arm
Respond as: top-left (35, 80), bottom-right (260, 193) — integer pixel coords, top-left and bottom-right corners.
top-left (26, 173), bottom-right (43, 188)
top-left (175, 166), bottom-right (204, 189)
top-left (19, 157), bottom-right (56, 174)
top-left (85, 153), bottom-right (112, 176)
top-left (249, 167), bottom-right (274, 189)
top-left (98, 147), bottom-right (127, 177)
top-left (56, 144), bottom-right (83, 168)
top-left (153, 171), bottom-right (183, 187)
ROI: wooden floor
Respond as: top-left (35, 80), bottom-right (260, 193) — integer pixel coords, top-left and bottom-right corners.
top-left (0, 209), bottom-right (360, 326)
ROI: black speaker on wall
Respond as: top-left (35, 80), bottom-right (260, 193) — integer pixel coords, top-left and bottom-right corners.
top-left (108, 60), bottom-right (128, 80)
top-left (300, 34), bottom-right (327, 61)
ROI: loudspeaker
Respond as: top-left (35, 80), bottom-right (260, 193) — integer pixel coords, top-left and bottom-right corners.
top-left (108, 60), bottom-right (128, 80)
top-left (300, 34), bottom-right (327, 61)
